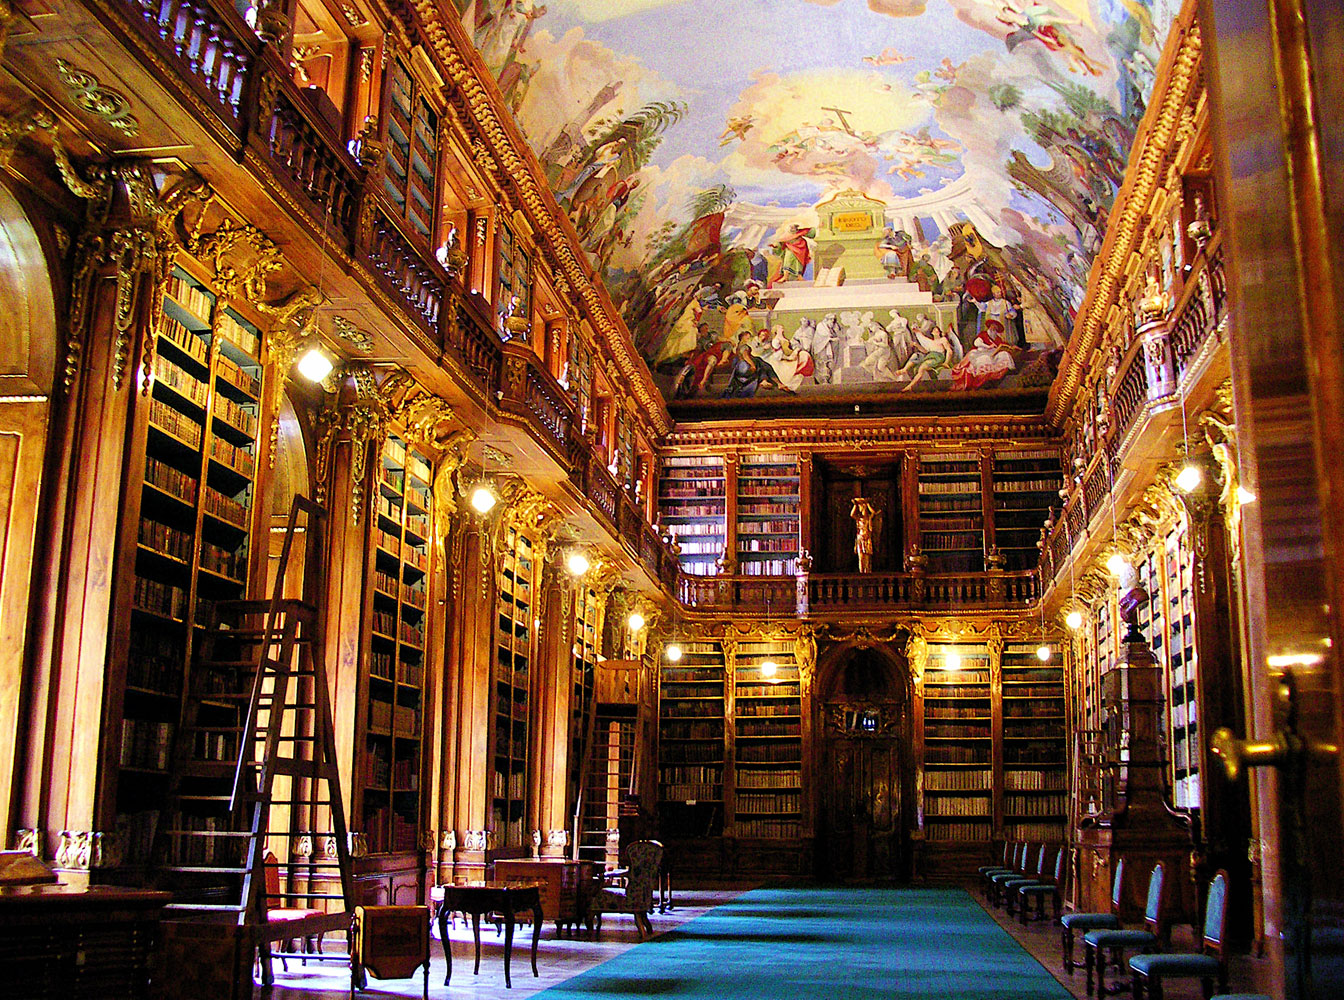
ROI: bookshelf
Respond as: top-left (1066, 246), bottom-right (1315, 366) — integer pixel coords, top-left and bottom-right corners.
top-left (657, 641), bottom-right (725, 838)
top-left (568, 583), bottom-right (601, 809)
top-left (382, 57), bottom-right (439, 243)
top-left (116, 264), bottom-right (265, 864)
top-left (735, 453), bottom-right (801, 576)
top-left (1000, 642), bottom-right (1067, 842)
top-left (497, 216), bottom-right (531, 338)
top-left (918, 452), bottom-right (984, 573)
top-left (362, 434), bottom-right (431, 854)
top-left (493, 525), bottom-right (536, 849)
top-left (921, 643), bottom-right (993, 843)
top-left (731, 639), bottom-right (802, 839)
top-left (658, 455), bottom-right (726, 576)
top-left (1162, 524), bottom-right (1200, 808)
top-left (991, 449), bottom-right (1062, 571)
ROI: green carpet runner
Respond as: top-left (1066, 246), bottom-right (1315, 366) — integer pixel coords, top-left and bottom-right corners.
top-left (535, 887), bottom-right (1071, 999)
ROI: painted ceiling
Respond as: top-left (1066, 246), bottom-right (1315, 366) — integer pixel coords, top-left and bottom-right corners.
top-left (459, 0), bottom-right (1177, 412)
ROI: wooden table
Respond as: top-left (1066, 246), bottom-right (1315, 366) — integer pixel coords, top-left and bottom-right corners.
top-left (432, 880), bottom-right (542, 988)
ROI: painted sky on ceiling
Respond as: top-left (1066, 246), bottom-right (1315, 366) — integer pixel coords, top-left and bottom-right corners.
top-left (459, 0), bottom-right (1178, 408)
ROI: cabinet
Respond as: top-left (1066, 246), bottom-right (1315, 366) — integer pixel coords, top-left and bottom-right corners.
top-left (658, 456), bottom-right (726, 576)
top-left (656, 641), bottom-right (725, 838)
top-left (731, 640), bottom-right (802, 838)
top-left (493, 526), bottom-right (536, 849)
top-left (113, 264), bottom-right (266, 864)
top-left (917, 452), bottom-right (984, 573)
top-left (920, 642), bottom-right (993, 843)
top-left (734, 454), bottom-right (800, 576)
top-left (361, 435), bottom-right (432, 854)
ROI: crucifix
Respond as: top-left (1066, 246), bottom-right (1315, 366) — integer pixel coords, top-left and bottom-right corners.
top-left (821, 106), bottom-right (857, 136)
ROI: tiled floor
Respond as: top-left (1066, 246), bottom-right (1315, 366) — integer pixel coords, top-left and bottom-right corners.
top-left (262, 889), bottom-right (745, 1000)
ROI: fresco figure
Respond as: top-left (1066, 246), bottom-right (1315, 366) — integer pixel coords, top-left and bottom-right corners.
top-left (976, 284), bottom-right (1020, 343)
top-left (771, 224), bottom-right (816, 283)
top-left (996, 1), bottom-right (1107, 77)
top-left (898, 317), bottom-right (961, 390)
top-left (860, 313), bottom-right (901, 381)
top-left (875, 227), bottom-right (913, 279)
top-left (885, 310), bottom-right (917, 369)
top-left (950, 319), bottom-right (1019, 390)
top-left (769, 324), bottom-right (815, 391)
top-left (812, 314), bottom-right (838, 384)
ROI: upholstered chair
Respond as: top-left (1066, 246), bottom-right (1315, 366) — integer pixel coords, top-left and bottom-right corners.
top-left (592, 840), bottom-right (663, 940)
top-left (1084, 862), bottom-right (1168, 997)
top-left (1130, 871), bottom-right (1231, 1000)
top-left (1061, 856), bottom-right (1126, 973)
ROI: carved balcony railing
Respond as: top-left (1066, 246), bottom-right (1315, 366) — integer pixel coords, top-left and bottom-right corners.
top-left (496, 344), bottom-right (574, 462)
top-left (1171, 238), bottom-right (1226, 379)
top-left (360, 204), bottom-right (445, 334)
top-left (677, 569), bottom-right (1039, 613)
top-left (1108, 341), bottom-right (1150, 457)
top-left (129, 0), bottom-right (253, 125)
top-left (447, 295), bottom-right (503, 395)
top-left (254, 67), bottom-right (362, 242)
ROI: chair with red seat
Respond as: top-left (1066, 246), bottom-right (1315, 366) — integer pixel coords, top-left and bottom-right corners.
top-left (260, 850), bottom-right (326, 980)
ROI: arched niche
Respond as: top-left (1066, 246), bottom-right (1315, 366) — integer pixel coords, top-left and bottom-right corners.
top-left (265, 391), bottom-right (313, 600)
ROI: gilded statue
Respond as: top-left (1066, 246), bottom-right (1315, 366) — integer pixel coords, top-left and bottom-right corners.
top-left (850, 496), bottom-right (881, 573)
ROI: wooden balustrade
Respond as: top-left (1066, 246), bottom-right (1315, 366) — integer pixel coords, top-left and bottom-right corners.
top-left (1109, 344), bottom-right (1150, 448)
top-left (1082, 457), bottom-right (1109, 519)
top-left (129, 0), bottom-right (253, 123)
top-left (258, 77), bottom-right (361, 239)
top-left (676, 569), bottom-right (1037, 612)
top-left (448, 298), bottom-right (503, 394)
top-left (1171, 241), bottom-right (1225, 379)
top-left (363, 204), bottom-right (444, 332)
top-left (523, 361), bottom-right (571, 453)
top-left (586, 460), bottom-right (618, 526)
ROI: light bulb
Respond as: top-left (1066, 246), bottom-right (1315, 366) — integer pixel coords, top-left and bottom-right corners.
top-left (297, 347), bottom-right (334, 383)
top-left (1036, 645), bottom-right (1052, 662)
top-left (566, 551), bottom-right (591, 576)
top-left (470, 485), bottom-right (497, 514)
top-left (1175, 464), bottom-right (1202, 493)
top-left (1066, 610), bottom-right (1085, 631)
top-left (761, 660), bottom-right (777, 678)
top-left (665, 643), bottom-right (683, 662)
top-left (1237, 486), bottom-right (1256, 505)
top-left (945, 650), bottom-right (960, 671)
top-left (627, 612), bottom-right (645, 632)
top-left (1106, 553), bottom-right (1129, 575)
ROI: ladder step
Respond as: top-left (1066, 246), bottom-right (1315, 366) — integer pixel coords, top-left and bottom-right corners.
top-left (161, 865), bottom-right (251, 874)
top-left (164, 903), bottom-right (247, 912)
top-left (166, 830), bottom-right (253, 837)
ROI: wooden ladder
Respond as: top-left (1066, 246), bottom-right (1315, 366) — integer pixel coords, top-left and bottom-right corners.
top-left (151, 496), bottom-right (353, 984)
top-left (572, 703), bottom-right (638, 868)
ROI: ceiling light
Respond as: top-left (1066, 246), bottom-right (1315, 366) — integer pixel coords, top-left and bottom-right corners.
top-left (665, 643), bottom-right (683, 662)
top-left (1106, 553), bottom-right (1129, 575)
top-left (470, 485), bottom-right (497, 514)
top-left (566, 551), bottom-right (591, 576)
top-left (1036, 645), bottom-right (1052, 662)
top-left (761, 660), bottom-right (777, 678)
top-left (1175, 464), bottom-right (1202, 493)
top-left (1237, 486), bottom-right (1257, 505)
top-left (1066, 610), bottom-right (1085, 631)
top-left (627, 612), bottom-right (646, 631)
top-left (297, 347), bottom-right (334, 383)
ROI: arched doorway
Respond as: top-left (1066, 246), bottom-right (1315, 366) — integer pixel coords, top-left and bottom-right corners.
top-left (814, 641), bottom-right (913, 882)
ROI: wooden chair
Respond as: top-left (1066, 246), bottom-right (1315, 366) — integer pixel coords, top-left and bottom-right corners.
top-left (1084, 862), bottom-right (1168, 997)
top-left (592, 840), bottom-right (663, 940)
top-left (1001, 843), bottom-right (1049, 914)
top-left (978, 841), bottom-right (1014, 880)
top-left (1061, 856), bottom-right (1126, 973)
top-left (261, 850), bottom-right (326, 978)
top-left (350, 905), bottom-right (430, 1000)
top-left (982, 841), bottom-right (1022, 897)
top-left (1130, 871), bottom-right (1230, 1000)
top-left (1015, 845), bottom-right (1069, 925)
top-left (989, 842), bottom-right (1036, 907)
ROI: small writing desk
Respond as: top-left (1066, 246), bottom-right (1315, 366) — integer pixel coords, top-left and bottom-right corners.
top-left (432, 880), bottom-right (542, 988)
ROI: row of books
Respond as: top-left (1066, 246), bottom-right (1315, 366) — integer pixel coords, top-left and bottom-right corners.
top-left (737, 720), bottom-right (800, 737)
top-left (139, 517), bottom-right (192, 562)
top-left (737, 792), bottom-right (800, 812)
top-left (918, 481), bottom-right (981, 494)
top-left (210, 436), bottom-right (254, 477)
top-left (738, 502), bottom-right (798, 516)
top-left (191, 730), bottom-right (237, 762)
top-left (160, 316), bottom-right (208, 365)
top-left (660, 765), bottom-right (721, 784)
top-left (735, 702), bottom-right (799, 717)
top-left (919, 498), bottom-right (984, 512)
top-left (145, 456), bottom-right (198, 504)
top-left (926, 724), bottom-right (991, 739)
top-left (1005, 768), bottom-right (1067, 790)
top-left (736, 744), bottom-right (801, 763)
top-left (923, 685), bottom-right (991, 699)
top-left (212, 395), bottom-right (257, 436)
top-left (675, 541), bottom-right (724, 555)
top-left (370, 650), bottom-right (394, 680)
top-left (1005, 794), bottom-right (1068, 816)
top-left (155, 355), bottom-right (209, 407)
top-left (994, 479), bottom-right (1064, 493)
top-left (166, 274), bottom-right (213, 324)
top-left (662, 784), bottom-right (719, 802)
top-left (127, 630), bottom-right (183, 694)
top-left (376, 529), bottom-right (400, 555)
top-left (737, 483), bottom-right (799, 497)
top-left (738, 537), bottom-right (797, 552)
top-left (926, 821), bottom-right (992, 841)
top-left (924, 768), bottom-right (992, 790)
top-left (666, 521), bottom-right (726, 536)
top-left (926, 705), bottom-right (992, 719)
top-left (149, 398), bottom-right (203, 447)
top-left (204, 486), bottom-right (248, 527)
top-left (663, 721), bottom-right (723, 739)
top-left (661, 486), bottom-right (728, 499)
top-left (736, 768), bottom-right (801, 789)
top-left (120, 718), bottom-right (173, 770)
top-left (921, 460), bottom-right (979, 474)
top-left (922, 532), bottom-right (984, 550)
top-left (167, 815), bottom-right (244, 866)
top-left (738, 558), bottom-right (798, 575)
top-left (735, 819), bottom-right (800, 838)
top-left (661, 700), bottom-right (721, 718)
top-left (216, 311), bottom-right (260, 357)
top-left (660, 744), bottom-right (724, 763)
top-left (492, 770), bottom-right (526, 799)
top-left (365, 743), bottom-right (391, 786)
top-left (926, 747), bottom-right (991, 764)
top-left (925, 797), bottom-right (991, 817)
top-left (1004, 821), bottom-right (1065, 841)
top-left (133, 577), bottom-right (188, 620)
top-left (200, 541), bottom-right (246, 581)
top-left (658, 504), bottom-right (725, 517)
top-left (372, 610), bottom-right (397, 637)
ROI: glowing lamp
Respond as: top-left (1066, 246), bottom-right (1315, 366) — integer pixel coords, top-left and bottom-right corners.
top-left (566, 551), bottom-right (591, 576)
top-left (297, 348), bottom-right (334, 383)
top-left (1066, 610), bottom-right (1085, 631)
top-left (1036, 645), bottom-right (1052, 662)
top-left (470, 485), bottom-right (497, 514)
top-left (761, 660), bottom-right (778, 678)
top-left (665, 643), bottom-right (683, 663)
top-left (627, 612), bottom-right (646, 632)
top-left (1175, 464), bottom-right (1202, 493)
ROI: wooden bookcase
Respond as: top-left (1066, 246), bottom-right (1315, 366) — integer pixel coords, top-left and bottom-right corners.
top-left (493, 525), bottom-right (536, 850)
top-left (656, 641), bottom-right (725, 839)
top-left (734, 453), bottom-right (801, 576)
top-left (1000, 642), bottom-right (1068, 842)
top-left (568, 583), bottom-right (601, 806)
top-left (114, 263), bottom-right (266, 864)
top-left (361, 434), bottom-right (431, 855)
top-left (658, 456), bottom-right (726, 576)
top-left (1161, 524), bottom-right (1200, 808)
top-left (920, 642), bottom-right (994, 843)
top-left (917, 452), bottom-right (984, 573)
top-left (730, 639), bottom-right (802, 838)
top-left (991, 449), bottom-right (1063, 571)
top-left (382, 56), bottom-right (439, 243)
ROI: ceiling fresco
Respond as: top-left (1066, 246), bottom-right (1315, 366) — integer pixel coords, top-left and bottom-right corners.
top-left (458, 0), bottom-right (1178, 412)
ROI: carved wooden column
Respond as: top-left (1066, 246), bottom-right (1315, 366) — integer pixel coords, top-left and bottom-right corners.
top-left (532, 549), bottom-right (574, 858)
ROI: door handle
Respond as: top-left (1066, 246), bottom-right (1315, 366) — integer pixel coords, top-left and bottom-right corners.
top-left (1211, 669), bottom-right (1338, 781)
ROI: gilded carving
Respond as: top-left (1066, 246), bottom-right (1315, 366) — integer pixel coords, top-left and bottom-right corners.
top-left (14, 829), bottom-right (41, 859)
top-left (55, 60), bottom-right (139, 136)
top-left (0, 103), bottom-right (55, 169)
top-left (331, 314), bottom-right (375, 353)
top-left (346, 364), bottom-right (390, 525)
top-left (258, 286), bottom-right (325, 466)
top-left (312, 402), bottom-right (341, 505)
top-left (189, 218), bottom-right (282, 306)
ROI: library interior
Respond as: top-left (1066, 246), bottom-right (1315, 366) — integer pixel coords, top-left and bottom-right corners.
top-left (0, 1), bottom-right (1341, 999)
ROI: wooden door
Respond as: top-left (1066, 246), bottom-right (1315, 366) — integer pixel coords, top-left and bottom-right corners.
top-left (817, 703), bottom-right (906, 882)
